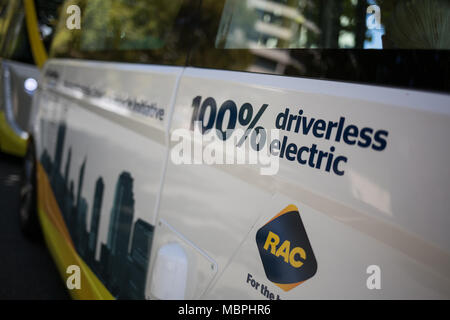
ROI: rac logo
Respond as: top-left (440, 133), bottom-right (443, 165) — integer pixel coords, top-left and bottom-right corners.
top-left (256, 204), bottom-right (317, 292)
top-left (264, 231), bottom-right (306, 268)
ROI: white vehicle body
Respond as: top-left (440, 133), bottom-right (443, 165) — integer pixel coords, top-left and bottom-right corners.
top-left (29, 0), bottom-right (450, 300)
top-left (34, 58), bottom-right (450, 299)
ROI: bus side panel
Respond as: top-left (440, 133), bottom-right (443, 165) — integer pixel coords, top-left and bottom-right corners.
top-left (148, 67), bottom-right (450, 299)
top-left (34, 59), bottom-right (180, 299)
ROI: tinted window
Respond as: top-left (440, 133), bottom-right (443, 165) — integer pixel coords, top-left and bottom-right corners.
top-left (35, 0), bottom-right (65, 52)
top-left (80, 0), bottom-right (183, 51)
top-left (189, 0), bottom-right (450, 93)
top-left (215, 0), bottom-right (450, 50)
top-left (0, 0), bottom-right (12, 52)
top-left (0, 1), bottom-right (34, 64)
top-left (50, 0), bottom-right (199, 66)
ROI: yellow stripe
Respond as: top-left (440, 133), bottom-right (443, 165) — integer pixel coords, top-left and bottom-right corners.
top-left (24, 0), bottom-right (48, 68)
top-left (0, 111), bottom-right (27, 157)
top-left (37, 162), bottom-right (115, 300)
top-left (265, 204), bottom-right (298, 226)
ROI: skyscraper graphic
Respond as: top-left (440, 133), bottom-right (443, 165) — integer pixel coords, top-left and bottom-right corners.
top-left (99, 243), bottom-right (111, 284)
top-left (66, 180), bottom-right (75, 238)
top-left (125, 219), bottom-right (154, 299)
top-left (40, 148), bottom-right (52, 180)
top-left (73, 157), bottom-right (87, 248)
top-left (62, 148), bottom-right (72, 222)
top-left (76, 198), bottom-right (88, 256)
top-left (87, 177), bottom-right (104, 266)
top-left (41, 126), bottom-right (155, 299)
top-left (107, 172), bottom-right (135, 296)
top-left (51, 122), bottom-right (66, 184)
top-left (64, 148), bottom-right (72, 189)
top-left (76, 157), bottom-right (86, 210)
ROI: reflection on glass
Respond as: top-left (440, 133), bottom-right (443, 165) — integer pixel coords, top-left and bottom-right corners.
top-left (80, 0), bottom-right (183, 51)
top-left (35, 0), bottom-right (65, 51)
top-left (50, 0), bottom-right (189, 65)
top-left (215, 0), bottom-right (450, 50)
top-left (381, 0), bottom-right (450, 49)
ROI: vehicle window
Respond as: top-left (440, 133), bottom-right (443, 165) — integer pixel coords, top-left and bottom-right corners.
top-left (189, 0), bottom-right (450, 93)
top-left (80, 0), bottom-right (183, 51)
top-left (35, 0), bottom-right (65, 52)
top-left (0, 1), bottom-right (34, 64)
top-left (0, 0), bottom-right (8, 23)
top-left (50, 0), bottom-right (198, 66)
top-left (0, 0), bottom-right (10, 51)
top-left (215, 0), bottom-right (450, 50)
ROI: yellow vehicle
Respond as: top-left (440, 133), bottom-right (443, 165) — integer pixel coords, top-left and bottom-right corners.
top-left (0, 0), bottom-right (53, 157)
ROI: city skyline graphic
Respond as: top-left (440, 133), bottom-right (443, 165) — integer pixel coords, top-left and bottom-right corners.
top-left (40, 122), bottom-right (154, 299)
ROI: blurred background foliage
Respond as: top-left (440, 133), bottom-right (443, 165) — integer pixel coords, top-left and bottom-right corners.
top-left (49, 0), bottom-right (450, 66)
top-left (51, 0), bottom-right (188, 65)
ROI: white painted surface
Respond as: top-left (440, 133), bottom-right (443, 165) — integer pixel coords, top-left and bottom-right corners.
top-left (34, 60), bottom-right (450, 299)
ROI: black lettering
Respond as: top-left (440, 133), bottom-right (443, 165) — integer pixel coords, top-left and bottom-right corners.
top-left (325, 146), bottom-right (335, 172)
top-left (279, 136), bottom-right (288, 159)
top-left (276, 108), bottom-right (289, 130)
top-left (316, 150), bottom-right (328, 169)
top-left (372, 130), bottom-right (389, 151)
top-left (294, 109), bottom-right (304, 133)
top-left (297, 146), bottom-right (309, 165)
top-left (358, 127), bottom-right (373, 148)
top-left (301, 116), bottom-right (315, 136)
top-left (270, 139), bottom-right (281, 156)
top-left (286, 114), bottom-right (297, 132)
top-left (308, 144), bottom-right (318, 168)
top-left (343, 125), bottom-right (359, 145)
top-left (285, 143), bottom-right (297, 161)
top-left (325, 121), bottom-right (338, 140)
top-left (335, 117), bottom-right (346, 142)
top-left (333, 156), bottom-right (348, 176)
top-left (312, 119), bottom-right (326, 138)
